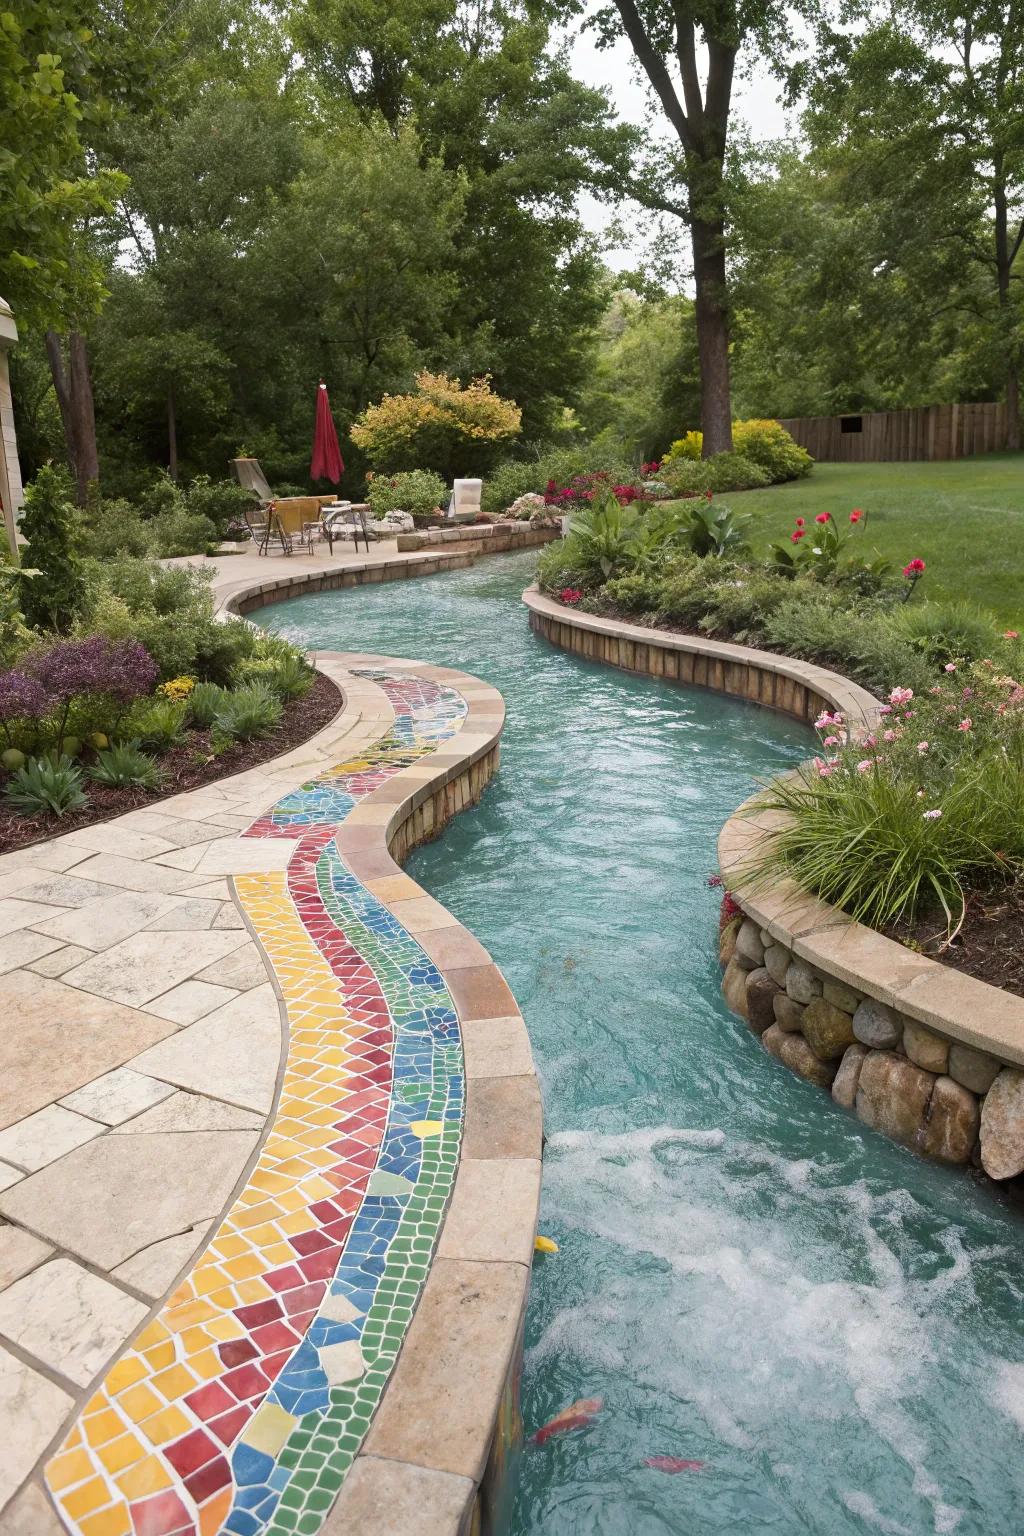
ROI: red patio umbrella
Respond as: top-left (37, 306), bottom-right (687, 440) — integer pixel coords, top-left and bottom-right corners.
top-left (310, 379), bottom-right (344, 484)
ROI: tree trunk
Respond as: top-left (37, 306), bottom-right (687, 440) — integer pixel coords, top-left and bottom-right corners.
top-left (691, 215), bottom-right (733, 455)
top-left (167, 382), bottom-right (178, 481)
top-left (993, 166), bottom-right (1020, 450)
top-left (44, 330), bottom-right (100, 504)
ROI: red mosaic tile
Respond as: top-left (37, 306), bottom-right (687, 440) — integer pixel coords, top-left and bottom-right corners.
top-left (263, 1264), bottom-right (305, 1294)
top-left (235, 1299), bottom-right (283, 1329)
top-left (208, 1406), bottom-right (251, 1446)
top-left (281, 1282), bottom-right (325, 1316)
top-left (251, 1320), bottom-right (299, 1354)
top-left (130, 1488), bottom-right (192, 1536)
top-left (184, 1454), bottom-right (232, 1504)
top-left (222, 1362), bottom-right (269, 1401)
top-left (185, 1381), bottom-right (235, 1421)
top-left (164, 1427), bottom-right (219, 1477)
top-left (219, 1338), bottom-right (259, 1367)
top-left (298, 1246), bottom-right (341, 1282)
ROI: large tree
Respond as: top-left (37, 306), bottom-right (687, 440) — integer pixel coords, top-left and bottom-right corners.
top-left (803, 2), bottom-right (1024, 446)
top-left (586, 0), bottom-right (813, 455)
top-left (290, 0), bottom-right (615, 439)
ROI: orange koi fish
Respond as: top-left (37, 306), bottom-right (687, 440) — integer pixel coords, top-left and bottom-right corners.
top-left (644, 1456), bottom-right (705, 1473)
top-left (531, 1397), bottom-right (604, 1446)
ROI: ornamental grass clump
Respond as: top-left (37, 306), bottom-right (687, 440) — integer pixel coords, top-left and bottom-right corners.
top-left (747, 662), bottom-right (1024, 935)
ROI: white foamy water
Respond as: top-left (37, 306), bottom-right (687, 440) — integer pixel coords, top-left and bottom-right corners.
top-left (533, 1126), bottom-right (987, 1533)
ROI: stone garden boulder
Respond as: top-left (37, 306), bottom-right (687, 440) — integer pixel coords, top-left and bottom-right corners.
top-left (763, 943), bottom-right (792, 987)
top-left (762, 1025), bottom-right (837, 1090)
top-left (719, 916), bottom-right (742, 967)
top-left (801, 997), bottom-right (857, 1061)
top-left (903, 1019), bottom-right (949, 1075)
top-left (745, 968), bottom-right (780, 1035)
top-left (772, 994), bottom-right (806, 1033)
top-left (855, 1050), bottom-right (934, 1145)
top-left (832, 1044), bottom-right (868, 1110)
top-left (852, 998), bottom-right (901, 1050)
top-left (734, 919), bottom-right (765, 970)
top-left (948, 1043), bottom-right (1001, 1096)
top-left (785, 959), bottom-right (822, 1005)
top-left (919, 1076), bottom-right (979, 1165)
top-left (722, 958), bottom-right (750, 1020)
top-left (980, 1069), bottom-right (1024, 1181)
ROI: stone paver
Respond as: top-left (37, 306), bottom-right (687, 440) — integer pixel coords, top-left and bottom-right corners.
top-left (0, 1131), bottom-right (259, 1270)
top-left (0, 1258), bottom-right (146, 1386)
top-left (109, 1090), bottom-right (263, 1135)
top-left (145, 977), bottom-right (239, 1024)
top-left (32, 889), bottom-right (181, 949)
top-left (0, 1352), bottom-right (72, 1512)
top-left (130, 984), bottom-right (281, 1110)
top-left (23, 944), bottom-right (94, 978)
top-left (58, 1068), bottom-right (175, 1126)
top-left (60, 928), bottom-right (248, 1008)
top-left (0, 1225), bottom-right (52, 1290)
top-left (0, 970), bottom-right (174, 1128)
top-left (111, 1219), bottom-right (213, 1298)
top-left (0, 1105), bottom-right (104, 1173)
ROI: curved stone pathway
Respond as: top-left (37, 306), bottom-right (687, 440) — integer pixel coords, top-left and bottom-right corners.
top-left (0, 654), bottom-right (538, 1536)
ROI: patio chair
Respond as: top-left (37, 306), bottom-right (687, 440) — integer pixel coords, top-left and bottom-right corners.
top-left (243, 504), bottom-right (293, 557)
top-left (322, 503), bottom-right (374, 554)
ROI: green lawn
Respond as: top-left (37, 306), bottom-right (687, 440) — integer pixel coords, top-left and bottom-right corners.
top-left (671, 455), bottom-right (1024, 621)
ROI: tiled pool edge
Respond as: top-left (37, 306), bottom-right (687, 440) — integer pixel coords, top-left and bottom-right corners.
top-left (30, 655), bottom-right (540, 1536)
top-left (525, 586), bottom-right (1024, 1181)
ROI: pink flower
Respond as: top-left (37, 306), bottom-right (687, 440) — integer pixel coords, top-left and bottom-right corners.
top-left (889, 687), bottom-right (914, 706)
top-left (814, 710), bottom-right (843, 730)
top-left (878, 704), bottom-right (892, 715)
top-left (1004, 631), bottom-right (1019, 640)
top-left (923, 808), bottom-right (942, 820)
top-left (856, 759), bottom-right (873, 773)
top-left (815, 512), bottom-right (831, 524)
top-left (944, 663), bottom-right (956, 673)
top-left (813, 756), bottom-right (838, 778)
top-left (961, 687), bottom-right (974, 699)
top-left (917, 741), bottom-right (929, 753)
top-left (902, 558), bottom-right (926, 577)
top-left (958, 718), bottom-right (972, 731)
top-left (883, 729), bottom-right (898, 742)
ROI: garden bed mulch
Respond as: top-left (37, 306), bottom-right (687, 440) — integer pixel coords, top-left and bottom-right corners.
top-left (0, 671), bottom-right (341, 858)
top-left (885, 886), bottom-right (1024, 1002)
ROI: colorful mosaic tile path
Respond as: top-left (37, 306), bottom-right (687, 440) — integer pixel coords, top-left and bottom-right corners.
top-left (45, 672), bottom-right (469, 1536)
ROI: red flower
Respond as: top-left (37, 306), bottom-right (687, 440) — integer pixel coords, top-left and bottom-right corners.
top-left (558, 587), bottom-right (583, 606)
top-left (791, 530), bottom-right (805, 543)
top-left (795, 517), bottom-right (805, 527)
top-left (815, 512), bottom-right (830, 524)
top-left (850, 508), bottom-right (863, 523)
top-left (704, 490), bottom-right (713, 501)
top-left (902, 559), bottom-right (926, 577)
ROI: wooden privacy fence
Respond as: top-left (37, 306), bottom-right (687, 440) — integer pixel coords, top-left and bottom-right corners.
top-left (776, 402), bottom-right (1012, 462)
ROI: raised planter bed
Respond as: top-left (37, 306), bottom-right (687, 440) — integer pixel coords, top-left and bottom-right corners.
top-left (524, 584), bottom-right (1024, 1184)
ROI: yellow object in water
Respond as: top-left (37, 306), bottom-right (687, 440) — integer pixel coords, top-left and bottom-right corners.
top-left (534, 1235), bottom-right (559, 1254)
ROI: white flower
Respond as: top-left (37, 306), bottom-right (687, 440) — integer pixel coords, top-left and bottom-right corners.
top-left (922, 808), bottom-right (942, 820)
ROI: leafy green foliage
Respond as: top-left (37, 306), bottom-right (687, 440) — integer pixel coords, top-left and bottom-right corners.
top-left (18, 466), bottom-right (86, 630)
top-left (678, 503), bottom-right (752, 558)
top-left (749, 666), bottom-right (1024, 930)
top-left (366, 471), bottom-right (447, 521)
top-left (233, 652), bottom-right (313, 701)
top-left (352, 373), bottom-right (521, 477)
top-left (186, 681), bottom-right (229, 728)
top-left (127, 698), bottom-right (186, 752)
top-left (89, 740), bottom-right (160, 790)
top-left (3, 753), bottom-right (86, 817)
top-left (212, 683), bottom-right (282, 743)
top-left (661, 453), bottom-right (771, 496)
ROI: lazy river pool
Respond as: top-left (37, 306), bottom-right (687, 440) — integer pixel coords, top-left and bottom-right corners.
top-left (258, 550), bottom-right (1024, 1536)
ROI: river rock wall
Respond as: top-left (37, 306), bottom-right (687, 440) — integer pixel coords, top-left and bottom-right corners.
top-left (721, 913), bottom-right (1024, 1180)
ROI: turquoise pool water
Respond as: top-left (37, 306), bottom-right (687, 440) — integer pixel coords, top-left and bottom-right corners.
top-left (258, 552), bottom-right (1024, 1536)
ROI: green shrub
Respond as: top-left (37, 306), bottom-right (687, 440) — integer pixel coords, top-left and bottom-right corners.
top-left (542, 491), bottom-right (642, 586)
top-left (481, 461), bottom-right (544, 515)
top-left (761, 595), bottom-right (933, 697)
top-left (732, 420), bottom-right (813, 480)
top-left (213, 683), bottom-right (283, 742)
top-left (187, 681), bottom-right (229, 728)
top-left (19, 467), bottom-right (87, 630)
top-left (233, 652), bottom-right (313, 700)
top-left (677, 502), bottom-right (752, 558)
top-left (662, 421), bottom-right (812, 483)
top-left (181, 476), bottom-right (259, 537)
top-left (84, 499), bottom-right (155, 559)
top-left (149, 506), bottom-right (218, 558)
top-left (127, 698), bottom-right (186, 752)
top-left (893, 599), bottom-right (1001, 667)
top-left (599, 571), bottom-right (667, 615)
top-left (366, 469), bottom-right (447, 521)
top-left (4, 754), bottom-right (87, 816)
top-left (90, 741), bottom-right (161, 790)
top-left (661, 452), bottom-right (771, 496)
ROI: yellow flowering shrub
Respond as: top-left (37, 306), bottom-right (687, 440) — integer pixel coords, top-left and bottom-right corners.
top-left (351, 373), bottom-right (521, 472)
top-left (157, 676), bottom-right (196, 701)
top-left (662, 421), bottom-right (812, 482)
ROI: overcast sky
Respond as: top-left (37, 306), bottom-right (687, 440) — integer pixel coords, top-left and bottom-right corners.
top-left (565, 11), bottom-right (804, 274)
